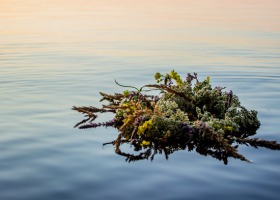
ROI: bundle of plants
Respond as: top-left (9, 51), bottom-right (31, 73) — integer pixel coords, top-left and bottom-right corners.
top-left (73, 70), bottom-right (280, 164)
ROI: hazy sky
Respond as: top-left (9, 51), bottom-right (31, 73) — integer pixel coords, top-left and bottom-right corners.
top-left (1, 0), bottom-right (279, 58)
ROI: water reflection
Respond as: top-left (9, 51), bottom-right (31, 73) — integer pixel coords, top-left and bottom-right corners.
top-left (102, 131), bottom-right (280, 165)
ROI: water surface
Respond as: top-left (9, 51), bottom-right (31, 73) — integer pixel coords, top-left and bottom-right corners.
top-left (0, 0), bottom-right (280, 199)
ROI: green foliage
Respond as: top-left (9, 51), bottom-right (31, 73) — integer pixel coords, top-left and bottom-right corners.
top-left (73, 70), bottom-right (280, 164)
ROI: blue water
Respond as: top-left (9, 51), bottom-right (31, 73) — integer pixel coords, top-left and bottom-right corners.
top-left (0, 1), bottom-right (280, 199)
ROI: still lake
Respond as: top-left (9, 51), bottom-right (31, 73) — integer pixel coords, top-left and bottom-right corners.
top-left (0, 0), bottom-right (280, 199)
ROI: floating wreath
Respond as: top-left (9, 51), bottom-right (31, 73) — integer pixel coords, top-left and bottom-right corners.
top-left (73, 70), bottom-right (280, 164)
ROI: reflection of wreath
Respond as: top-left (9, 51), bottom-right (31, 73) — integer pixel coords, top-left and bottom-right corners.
top-left (73, 70), bottom-right (280, 164)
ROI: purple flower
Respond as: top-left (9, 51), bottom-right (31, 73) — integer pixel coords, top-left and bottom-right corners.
top-left (226, 90), bottom-right (233, 108)
top-left (182, 123), bottom-right (194, 134)
top-left (168, 80), bottom-right (173, 87)
top-left (134, 116), bottom-right (143, 126)
top-left (153, 95), bottom-right (160, 102)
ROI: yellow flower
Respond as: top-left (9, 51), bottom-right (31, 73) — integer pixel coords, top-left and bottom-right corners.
top-left (123, 90), bottom-right (130, 97)
top-left (145, 119), bottom-right (153, 128)
top-left (225, 126), bottom-right (233, 132)
top-left (170, 70), bottom-right (177, 78)
top-left (141, 140), bottom-right (150, 146)
top-left (169, 70), bottom-right (183, 86)
top-left (137, 119), bottom-right (153, 135)
top-left (122, 118), bottom-right (130, 123)
top-left (205, 76), bottom-right (210, 84)
top-left (154, 72), bottom-right (161, 80)
top-left (122, 103), bottom-right (129, 107)
top-left (137, 126), bottom-right (145, 135)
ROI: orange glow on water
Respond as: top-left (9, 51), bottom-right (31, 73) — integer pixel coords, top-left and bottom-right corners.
top-left (0, 0), bottom-right (279, 60)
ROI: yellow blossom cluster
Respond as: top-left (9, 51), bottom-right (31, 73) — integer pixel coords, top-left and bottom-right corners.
top-left (137, 119), bottom-right (153, 135)
top-left (169, 70), bottom-right (183, 86)
top-left (141, 140), bottom-right (150, 146)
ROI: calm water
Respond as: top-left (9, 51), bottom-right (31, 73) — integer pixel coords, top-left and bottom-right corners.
top-left (1, 0), bottom-right (280, 199)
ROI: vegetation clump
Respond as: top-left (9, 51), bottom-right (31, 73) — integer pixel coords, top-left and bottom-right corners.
top-left (73, 70), bottom-right (280, 164)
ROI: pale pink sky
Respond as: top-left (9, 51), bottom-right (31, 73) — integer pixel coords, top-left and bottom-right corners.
top-left (1, 0), bottom-right (279, 48)
top-left (0, 0), bottom-right (279, 66)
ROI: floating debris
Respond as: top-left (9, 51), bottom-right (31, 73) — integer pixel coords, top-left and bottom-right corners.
top-left (73, 70), bottom-right (280, 164)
